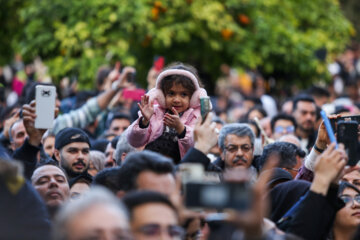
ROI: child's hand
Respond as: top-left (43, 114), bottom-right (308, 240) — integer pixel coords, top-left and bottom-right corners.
top-left (164, 107), bottom-right (185, 134)
top-left (138, 95), bottom-right (154, 125)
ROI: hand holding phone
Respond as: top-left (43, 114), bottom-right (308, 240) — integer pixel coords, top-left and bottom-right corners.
top-left (320, 110), bottom-right (337, 149)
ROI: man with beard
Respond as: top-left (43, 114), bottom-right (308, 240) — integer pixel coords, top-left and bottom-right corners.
top-left (291, 95), bottom-right (317, 151)
top-left (54, 128), bottom-right (91, 180)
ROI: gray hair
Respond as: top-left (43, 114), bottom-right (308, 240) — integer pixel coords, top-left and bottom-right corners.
top-left (41, 130), bottom-right (55, 142)
top-left (89, 151), bottom-right (105, 172)
top-left (52, 187), bottom-right (129, 240)
top-left (114, 133), bottom-right (136, 165)
top-left (218, 123), bottom-right (255, 150)
top-left (8, 119), bottom-right (23, 143)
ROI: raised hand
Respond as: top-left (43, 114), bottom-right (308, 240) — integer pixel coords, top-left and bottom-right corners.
top-left (108, 63), bottom-right (136, 91)
top-left (108, 62), bottom-right (121, 81)
top-left (138, 95), bottom-right (154, 126)
top-left (315, 114), bottom-right (339, 150)
top-left (164, 107), bottom-right (185, 134)
top-left (225, 156), bottom-right (278, 238)
top-left (311, 143), bottom-right (347, 195)
top-left (22, 100), bottom-right (59, 146)
top-left (193, 113), bottom-right (218, 154)
top-left (116, 66), bottom-right (136, 89)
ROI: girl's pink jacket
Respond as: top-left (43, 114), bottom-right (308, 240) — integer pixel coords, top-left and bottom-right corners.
top-left (127, 105), bottom-right (200, 158)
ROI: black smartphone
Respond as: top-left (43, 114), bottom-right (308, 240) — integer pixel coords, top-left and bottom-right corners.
top-left (185, 182), bottom-right (252, 211)
top-left (337, 120), bottom-right (359, 166)
top-left (126, 72), bottom-right (136, 83)
top-left (330, 115), bottom-right (360, 133)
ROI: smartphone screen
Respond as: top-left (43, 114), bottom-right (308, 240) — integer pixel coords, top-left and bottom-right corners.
top-left (35, 85), bottom-right (56, 129)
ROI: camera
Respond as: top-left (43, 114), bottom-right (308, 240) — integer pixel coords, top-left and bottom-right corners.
top-left (330, 114), bottom-right (360, 133)
top-left (185, 181), bottom-right (252, 211)
top-left (126, 72), bottom-right (136, 83)
top-left (180, 163), bottom-right (252, 211)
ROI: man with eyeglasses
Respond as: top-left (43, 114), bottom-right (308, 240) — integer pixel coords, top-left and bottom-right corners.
top-left (216, 123), bottom-right (256, 170)
top-left (122, 191), bottom-right (184, 240)
top-left (270, 113), bottom-right (297, 140)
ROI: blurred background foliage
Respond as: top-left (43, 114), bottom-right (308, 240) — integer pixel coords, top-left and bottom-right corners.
top-left (0, 0), bottom-right (357, 89)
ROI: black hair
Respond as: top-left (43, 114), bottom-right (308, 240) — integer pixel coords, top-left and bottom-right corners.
top-left (122, 190), bottom-right (177, 220)
top-left (259, 142), bottom-right (305, 170)
top-left (109, 113), bottom-right (132, 126)
top-left (334, 106), bottom-right (350, 115)
top-left (68, 173), bottom-right (92, 188)
top-left (0, 104), bottom-right (21, 123)
top-left (91, 139), bottom-right (110, 152)
top-left (160, 63), bottom-right (201, 97)
top-left (338, 181), bottom-right (360, 196)
top-left (292, 94), bottom-right (315, 112)
top-left (118, 150), bottom-right (175, 192)
top-left (244, 105), bottom-right (267, 121)
top-left (144, 138), bottom-right (181, 164)
top-left (243, 96), bottom-right (262, 106)
top-left (270, 114), bottom-right (297, 132)
top-left (92, 167), bottom-right (122, 194)
top-left (307, 86), bottom-right (330, 98)
top-left (75, 90), bottom-right (97, 109)
top-left (111, 135), bottom-right (120, 149)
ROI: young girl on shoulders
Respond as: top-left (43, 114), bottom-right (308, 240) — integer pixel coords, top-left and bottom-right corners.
top-left (127, 63), bottom-right (209, 163)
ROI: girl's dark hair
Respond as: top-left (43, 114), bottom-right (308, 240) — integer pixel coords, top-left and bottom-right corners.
top-left (338, 181), bottom-right (360, 195)
top-left (160, 63), bottom-right (202, 97)
top-left (244, 105), bottom-right (268, 121)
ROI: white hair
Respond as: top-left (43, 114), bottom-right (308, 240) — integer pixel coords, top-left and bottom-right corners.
top-left (52, 187), bottom-right (128, 240)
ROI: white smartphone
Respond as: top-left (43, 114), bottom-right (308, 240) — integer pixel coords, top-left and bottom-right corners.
top-left (35, 85), bottom-right (56, 129)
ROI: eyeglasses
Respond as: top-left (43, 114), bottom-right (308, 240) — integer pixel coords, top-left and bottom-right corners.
top-left (340, 195), bottom-right (360, 206)
top-left (224, 144), bottom-right (253, 153)
top-left (274, 126), bottom-right (295, 134)
top-left (136, 224), bottom-right (185, 239)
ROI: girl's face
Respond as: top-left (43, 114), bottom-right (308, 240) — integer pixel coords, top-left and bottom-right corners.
top-left (165, 83), bottom-right (190, 113)
top-left (335, 188), bottom-right (360, 229)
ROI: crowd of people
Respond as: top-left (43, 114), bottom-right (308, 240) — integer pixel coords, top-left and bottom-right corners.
top-left (1, 44), bottom-right (360, 240)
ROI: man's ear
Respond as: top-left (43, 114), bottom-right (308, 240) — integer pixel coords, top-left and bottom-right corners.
top-left (54, 149), bottom-right (61, 162)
